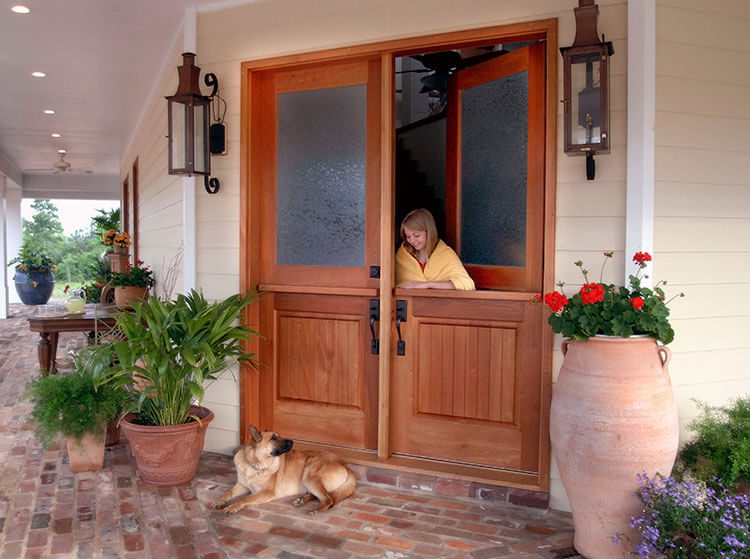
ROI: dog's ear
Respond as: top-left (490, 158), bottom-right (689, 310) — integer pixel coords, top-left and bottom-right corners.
top-left (248, 425), bottom-right (262, 443)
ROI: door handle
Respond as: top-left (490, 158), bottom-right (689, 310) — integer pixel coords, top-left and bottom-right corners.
top-left (369, 299), bottom-right (379, 354)
top-left (395, 299), bottom-right (407, 356)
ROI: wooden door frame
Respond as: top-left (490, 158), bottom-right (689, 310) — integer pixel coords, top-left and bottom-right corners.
top-left (239, 18), bottom-right (557, 491)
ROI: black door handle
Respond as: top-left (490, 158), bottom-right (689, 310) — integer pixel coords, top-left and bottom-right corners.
top-left (369, 299), bottom-right (379, 354)
top-left (395, 300), bottom-right (407, 356)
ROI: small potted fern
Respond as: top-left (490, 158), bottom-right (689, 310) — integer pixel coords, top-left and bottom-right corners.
top-left (27, 347), bottom-right (128, 472)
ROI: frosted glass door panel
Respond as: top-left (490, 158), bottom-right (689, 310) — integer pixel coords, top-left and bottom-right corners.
top-left (277, 85), bottom-right (367, 267)
top-left (460, 71), bottom-right (528, 268)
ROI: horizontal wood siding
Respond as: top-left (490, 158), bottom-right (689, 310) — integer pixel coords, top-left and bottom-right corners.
top-left (654, 0), bottom-right (750, 439)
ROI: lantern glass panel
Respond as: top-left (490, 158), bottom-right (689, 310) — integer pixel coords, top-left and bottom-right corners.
top-left (193, 103), bottom-right (208, 174)
top-left (170, 101), bottom-right (186, 170)
top-left (570, 52), bottom-right (603, 147)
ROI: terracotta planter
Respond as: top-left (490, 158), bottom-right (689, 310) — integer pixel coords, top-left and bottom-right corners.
top-left (550, 336), bottom-right (679, 559)
top-left (114, 286), bottom-right (149, 308)
top-left (66, 432), bottom-right (105, 473)
top-left (120, 406), bottom-right (214, 486)
top-left (108, 252), bottom-right (130, 274)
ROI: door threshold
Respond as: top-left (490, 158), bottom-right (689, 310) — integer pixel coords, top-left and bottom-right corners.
top-left (294, 441), bottom-right (550, 510)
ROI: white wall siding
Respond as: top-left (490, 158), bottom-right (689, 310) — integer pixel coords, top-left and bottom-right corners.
top-left (655, 1), bottom-right (750, 441)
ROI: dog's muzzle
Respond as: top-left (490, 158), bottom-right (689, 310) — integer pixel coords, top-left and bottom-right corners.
top-left (271, 438), bottom-right (294, 456)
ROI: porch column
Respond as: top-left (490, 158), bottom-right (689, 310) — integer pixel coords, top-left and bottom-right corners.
top-left (6, 181), bottom-right (22, 305)
top-left (625, 0), bottom-right (656, 285)
top-left (181, 6), bottom-right (198, 292)
top-left (0, 175), bottom-right (7, 318)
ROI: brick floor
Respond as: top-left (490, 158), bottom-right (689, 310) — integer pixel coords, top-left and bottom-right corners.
top-left (0, 304), bottom-right (582, 558)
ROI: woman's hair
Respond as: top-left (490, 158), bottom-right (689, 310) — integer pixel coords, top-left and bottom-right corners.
top-left (400, 208), bottom-right (439, 259)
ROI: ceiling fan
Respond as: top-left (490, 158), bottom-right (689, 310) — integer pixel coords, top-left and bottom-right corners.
top-left (26, 154), bottom-right (93, 175)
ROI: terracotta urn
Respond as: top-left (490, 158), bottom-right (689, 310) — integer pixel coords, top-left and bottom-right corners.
top-left (120, 406), bottom-right (214, 486)
top-left (550, 336), bottom-right (679, 559)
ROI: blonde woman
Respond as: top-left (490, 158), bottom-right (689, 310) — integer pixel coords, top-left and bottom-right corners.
top-left (396, 208), bottom-right (475, 291)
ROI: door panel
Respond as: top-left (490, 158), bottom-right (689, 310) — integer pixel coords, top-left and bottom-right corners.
top-left (391, 293), bottom-right (543, 471)
top-left (446, 43), bottom-right (545, 292)
top-left (260, 292), bottom-right (378, 449)
top-left (256, 58), bottom-right (382, 452)
top-left (258, 59), bottom-right (381, 288)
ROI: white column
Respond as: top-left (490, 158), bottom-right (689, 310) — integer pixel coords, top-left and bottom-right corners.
top-left (0, 176), bottom-right (7, 318)
top-left (181, 6), bottom-right (198, 293)
top-left (625, 0), bottom-right (656, 285)
top-left (6, 181), bottom-right (22, 304)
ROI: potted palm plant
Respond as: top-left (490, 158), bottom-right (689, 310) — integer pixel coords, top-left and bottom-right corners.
top-left (96, 289), bottom-right (259, 485)
top-left (26, 346), bottom-right (128, 472)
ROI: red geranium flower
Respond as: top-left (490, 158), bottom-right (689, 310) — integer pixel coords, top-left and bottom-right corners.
top-left (633, 251), bottom-right (652, 264)
top-left (544, 291), bottom-right (569, 313)
top-left (631, 296), bottom-right (645, 310)
top-left (580, 283), bottom-right (605, 304)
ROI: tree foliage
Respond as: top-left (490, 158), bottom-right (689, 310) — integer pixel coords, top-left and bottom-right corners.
top-left (22, 199), bottom-right (117, 286)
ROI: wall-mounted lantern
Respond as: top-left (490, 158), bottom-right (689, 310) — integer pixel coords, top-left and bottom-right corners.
top-left (560, 0), bottom-right (614, 180)
top-left (166, 52), bottom-right (221, 193)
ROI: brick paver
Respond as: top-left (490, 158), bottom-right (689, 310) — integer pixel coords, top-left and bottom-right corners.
top-left (0, 304), bottom-right (581, 558)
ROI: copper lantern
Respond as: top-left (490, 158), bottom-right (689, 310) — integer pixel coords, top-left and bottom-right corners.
top-left (560, 0), bottom-right (614, 180)
top-left (166, 53), bottom-right (211, 177)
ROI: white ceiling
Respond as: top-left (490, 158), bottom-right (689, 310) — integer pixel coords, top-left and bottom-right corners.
top-left (0, 0), bottom-right (227, 197)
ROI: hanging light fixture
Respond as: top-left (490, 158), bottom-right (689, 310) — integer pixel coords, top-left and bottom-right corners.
top-left (166, 52), bottom-right (221, 193)
top-left (560, 0), bottom-right (614, 180)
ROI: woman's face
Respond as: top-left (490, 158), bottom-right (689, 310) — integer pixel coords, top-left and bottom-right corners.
top-left (403, 226), bottom-right (427, 252)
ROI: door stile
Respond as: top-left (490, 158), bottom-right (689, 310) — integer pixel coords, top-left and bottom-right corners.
top-left (377, 53), bottom-right (395, 460)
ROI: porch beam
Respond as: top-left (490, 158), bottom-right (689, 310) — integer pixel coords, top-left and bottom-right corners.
top-left (625, 0), bottom-right (656, 285)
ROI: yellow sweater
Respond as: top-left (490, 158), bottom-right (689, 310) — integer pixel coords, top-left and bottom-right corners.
top-left (396, 240), bottom-right (475, 291)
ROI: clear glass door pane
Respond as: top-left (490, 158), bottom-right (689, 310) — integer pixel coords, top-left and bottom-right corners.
top-left (460, 71), bottom-right (528, 268)
top-left (277, 85), bottom-right (367, 267)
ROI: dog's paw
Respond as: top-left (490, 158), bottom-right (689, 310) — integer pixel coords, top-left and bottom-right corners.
top-left (208, 500), bottom-right (227, 510)
top-left (221, 502), bottom-right (245, 514)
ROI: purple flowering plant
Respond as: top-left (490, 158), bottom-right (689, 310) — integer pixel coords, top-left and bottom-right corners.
top-left (627, 472), bottom-right (749, 558)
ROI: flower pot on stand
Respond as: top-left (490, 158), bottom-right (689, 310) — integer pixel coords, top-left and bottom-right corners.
top-left (14, 270), bottom-right (55, 305)
top-left (114, 286), bottom-right (149, 308)
top-left (550, 336), bottom-right (679, 559)
top-left (108, 252), bottom-right (129, 274)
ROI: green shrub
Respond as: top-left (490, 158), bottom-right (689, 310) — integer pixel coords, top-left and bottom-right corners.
top-left (677, 396), bottom-right (750, 489)
top-left (27, 347), bottom-right (127, 445)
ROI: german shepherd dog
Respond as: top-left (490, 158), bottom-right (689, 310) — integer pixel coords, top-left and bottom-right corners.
top-left (210, 426), bottom-right (357, 514)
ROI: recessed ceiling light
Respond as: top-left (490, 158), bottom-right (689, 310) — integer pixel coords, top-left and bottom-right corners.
top-left (51, 133), bottom-right (61, 138)
top-left (32, 71), bottom-right (47, 78)
top-left (11, 5), bottom-right (30, 14)
top-left (43, 109), bottom-right (56, 115)
top-left (58, 149), bottom-right (67, 154)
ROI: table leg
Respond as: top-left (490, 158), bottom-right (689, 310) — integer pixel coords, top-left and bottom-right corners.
top-left (37, 332), bottom-right (52, 374)
top-left (49, 333), bottom-right (59, 372)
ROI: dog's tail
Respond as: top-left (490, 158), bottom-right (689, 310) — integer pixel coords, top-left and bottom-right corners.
top-left (331, 465), bottom-right (357, 505)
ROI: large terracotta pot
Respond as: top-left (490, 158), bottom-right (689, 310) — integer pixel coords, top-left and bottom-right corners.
top-left (120, 406), bottom-right (214, 486)
top-left (66, 432), bottom-right (105, 473)
top-left (550, 336), bottom-right (679, 559)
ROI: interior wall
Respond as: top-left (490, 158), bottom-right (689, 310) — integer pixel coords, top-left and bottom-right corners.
top-left (654, 0), bottom-right (750, 433)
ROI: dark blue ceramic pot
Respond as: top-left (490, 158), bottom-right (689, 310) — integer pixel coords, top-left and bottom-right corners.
top-left (14, 270), bottom-right (55, 305)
